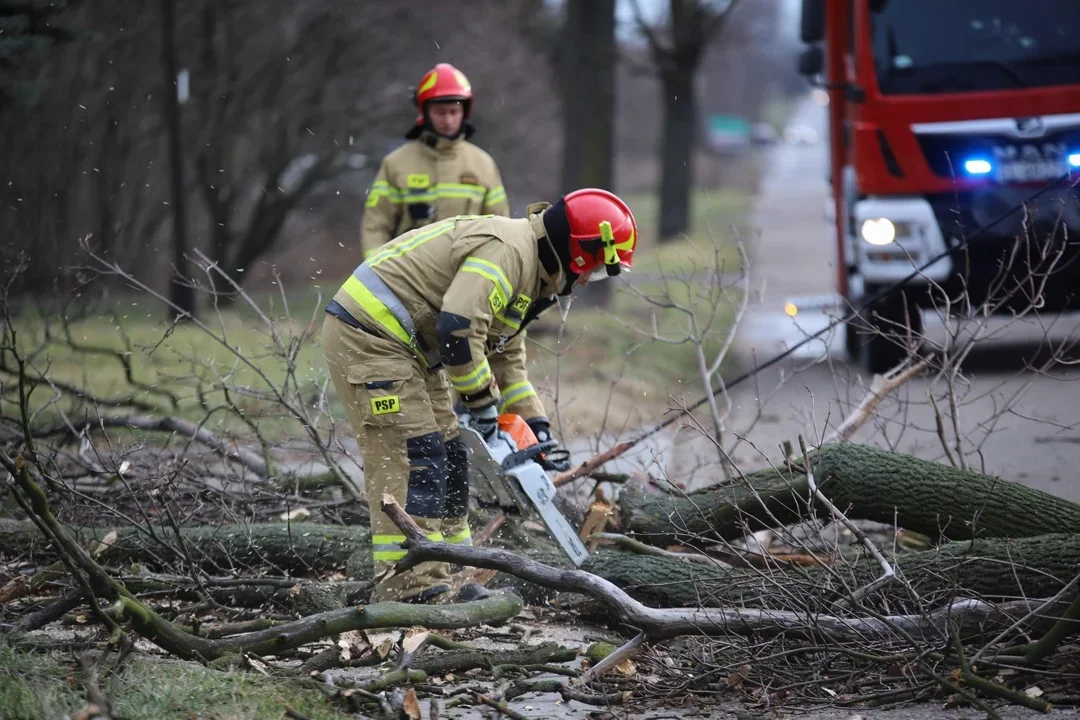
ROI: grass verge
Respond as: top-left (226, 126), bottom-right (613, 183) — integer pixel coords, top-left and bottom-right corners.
top-left (2, 186), bottom-right (750, 439)
top-left (0, 643), bottom-right (347, 719)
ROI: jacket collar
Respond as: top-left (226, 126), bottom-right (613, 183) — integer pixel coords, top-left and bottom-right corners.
top-left (527, 202), bottom-right (565, 296)
top-left (419, 130), bottom-right (465, 154)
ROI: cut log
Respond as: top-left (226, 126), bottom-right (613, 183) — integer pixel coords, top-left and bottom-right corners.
top-left (0, 518), bottom-right (372, 578)
top-left (619, 443), bottom-right (1080, 547)
top-left (412, 641), bottom-right (577, 677)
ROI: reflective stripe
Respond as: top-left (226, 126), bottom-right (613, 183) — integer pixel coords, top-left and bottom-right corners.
top-left (436, 183), bottom-right (486, 201)
top-left (496, 294), bottom-right (528, 330)
top-left (368, 218), bottom-right (457, 267)
top-left (461, 257), bottom-right (512, 301)
top-left (342, 265), bottom-right (439, 368)
top-left (342, 214), bottom-right (497, 368)
top-left (371, 184), bottom-right (487, 206)
top-left (366, 180), bottom-right (401, 208)
top-left (495, 310), bottom-right (521, 331)
top-left (371, 531), bottom-right (444, 562)
top-left (498, 381), bottom-right (538, 413)
top-left (445, 527), bottom-right (473, 546)
top-left (484, 186), bottom-right (507, 207)
top-left (449, 359), bottom-right (492, 394)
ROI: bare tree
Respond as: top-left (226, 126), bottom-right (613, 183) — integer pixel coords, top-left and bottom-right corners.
top-left (630, 0), bottom-right (743, 241)
top-left (557, 0), bottom-right (617, 307)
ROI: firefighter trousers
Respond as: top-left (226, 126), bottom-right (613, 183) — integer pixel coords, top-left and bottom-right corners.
top-left (322, 314), bottom-right (473, 602)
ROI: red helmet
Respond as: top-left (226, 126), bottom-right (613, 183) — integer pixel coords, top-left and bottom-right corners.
top-left (407, 63), bottom-right (472, 138)
top-left (562, 189), bottom-right (638, 281)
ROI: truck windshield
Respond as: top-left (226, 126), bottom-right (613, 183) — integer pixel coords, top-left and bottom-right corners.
top-left (869, 0), bottom-right (1080, 95)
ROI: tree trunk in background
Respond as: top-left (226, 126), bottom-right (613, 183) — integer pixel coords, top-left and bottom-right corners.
top-left (559, 0), bottom-right (616, 307)
top-left (161, 0), bottom-right (197, 321)
top-left (658, 65), bottom-right (696, 241)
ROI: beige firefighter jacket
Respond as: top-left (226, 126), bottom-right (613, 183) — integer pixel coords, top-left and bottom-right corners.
top-left (332, 205), bottom-right (563, 421)
top-left (361, 132), bottom-right (510, 258)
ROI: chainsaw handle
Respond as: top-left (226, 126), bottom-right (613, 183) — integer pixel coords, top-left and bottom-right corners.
top-left (500, 440), bottom-right (557, 470)
top-left (537, 448), bottom-right (571, 472)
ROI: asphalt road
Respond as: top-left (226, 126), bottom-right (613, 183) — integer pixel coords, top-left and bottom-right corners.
top-left (661, 95), bottom-right (1080, 499)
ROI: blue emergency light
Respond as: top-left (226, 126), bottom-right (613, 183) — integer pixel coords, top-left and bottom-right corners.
top-left (963, 158), bottom-right (993, 175)
top-left (1069, 153), bottom-right (1080, 168)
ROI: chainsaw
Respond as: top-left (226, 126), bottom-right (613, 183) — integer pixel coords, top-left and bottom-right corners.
top-left (457, 411), bottom-right (590, 567)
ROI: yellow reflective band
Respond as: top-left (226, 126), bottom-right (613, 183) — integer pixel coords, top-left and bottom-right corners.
top-left (445, 527), bottom-right (473, 545)
top-left (451, 69), bottom-right (471, 91)
top-left (484, 186), bottom-right (507, 207)
top-left (367, 218), bottom-right (456, 267)
top-left (366, 181), bottom-right (401, 208)
top-left (435, 183), bottom-right (486, 199)
top-left (495, 311), bottom-right (521, 331)
top-left (418, 70), bottom-right (438, 94)
top-left (341, 276), bottom-right (422, 364)
top-left (498, 381), bottom-right (537, 413)
top-left (371, 528), bottom-right (443, 562)
top-left (449, 360), bottom-right (492, 394)
top-left (462, 257), bottom-right (512, 298)
top-left (599, 220), bottom-right (618, 266)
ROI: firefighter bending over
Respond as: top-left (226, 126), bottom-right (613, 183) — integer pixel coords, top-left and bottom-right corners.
top-left (323, 189), bottom-right (638, 603)
top-left (361, 62), bottom-right (510, 259)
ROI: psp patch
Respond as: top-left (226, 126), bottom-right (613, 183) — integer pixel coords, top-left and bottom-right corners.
top-left (371, 395), bottom-right (401, 416)
top-left (512, 294), bottom-right (532, 314)
top-left (460, 172), bottom-right (479, 185)
top-left (488, 286), bottom-right (508, 314)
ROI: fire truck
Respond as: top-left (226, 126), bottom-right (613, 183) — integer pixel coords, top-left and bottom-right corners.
top-left (796, 0), bottom-right (1080, 373)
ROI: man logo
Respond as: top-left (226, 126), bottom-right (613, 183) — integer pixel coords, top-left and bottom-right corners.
top-left (1014, 117), bottom-right (1046, 138)
top-left (371, 396), bottom-right (401, 416)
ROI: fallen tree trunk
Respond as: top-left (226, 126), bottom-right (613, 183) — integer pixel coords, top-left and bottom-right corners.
top-left (382, 495), bottom-right (1068, 642)
top-left (619, 443), bottom-right (1080, 547)
top-left (3, 462), bottom-right (524, 663)
top-left (585, 533), bottom-right (1080, 609)
top-left (9, 515), bottom-right (1080, 612)
top-left (0, 518), bottom-right (372, 578)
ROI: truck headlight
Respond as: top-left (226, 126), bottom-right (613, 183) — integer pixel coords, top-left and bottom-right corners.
top-left (861, 218), bottom-right (896, 246)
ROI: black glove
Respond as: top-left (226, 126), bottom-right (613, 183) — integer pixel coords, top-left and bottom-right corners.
top-left (471, 403), bottom-right (499, 441)
top-left (527, 418), bottom-right (571, 471)
top-left (527, 419), bottom-right (554, 444)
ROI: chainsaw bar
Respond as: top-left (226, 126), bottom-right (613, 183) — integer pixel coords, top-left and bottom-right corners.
top-left (458, 423), bottom-right (590, 567)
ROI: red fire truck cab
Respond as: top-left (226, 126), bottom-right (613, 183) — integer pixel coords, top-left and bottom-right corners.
top-left (797, 0), bottom-right (1080, 372)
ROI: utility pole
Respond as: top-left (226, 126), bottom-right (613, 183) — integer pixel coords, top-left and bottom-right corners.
top-left (161, 0), bottom-right (196, 320)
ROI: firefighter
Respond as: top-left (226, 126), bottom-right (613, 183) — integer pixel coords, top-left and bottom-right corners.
top-left (361, 62), bottom-right (510, 259)
top-left (322, 189), bottom-right (638, 603)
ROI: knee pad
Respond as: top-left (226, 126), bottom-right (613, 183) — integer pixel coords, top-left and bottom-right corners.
top-left (404, 431), bottom-right (448, 518)
top-left (444, 435), bottom-right (470, 518)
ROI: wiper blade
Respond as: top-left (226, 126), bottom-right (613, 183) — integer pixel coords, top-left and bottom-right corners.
top-left (910, 59), bottom-right (1031, 91)
top-left (979, 59), bottom-right (1029, 88)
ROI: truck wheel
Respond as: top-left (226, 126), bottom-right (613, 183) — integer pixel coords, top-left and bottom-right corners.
top-left (862, 292), bottom-right (923, 376)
